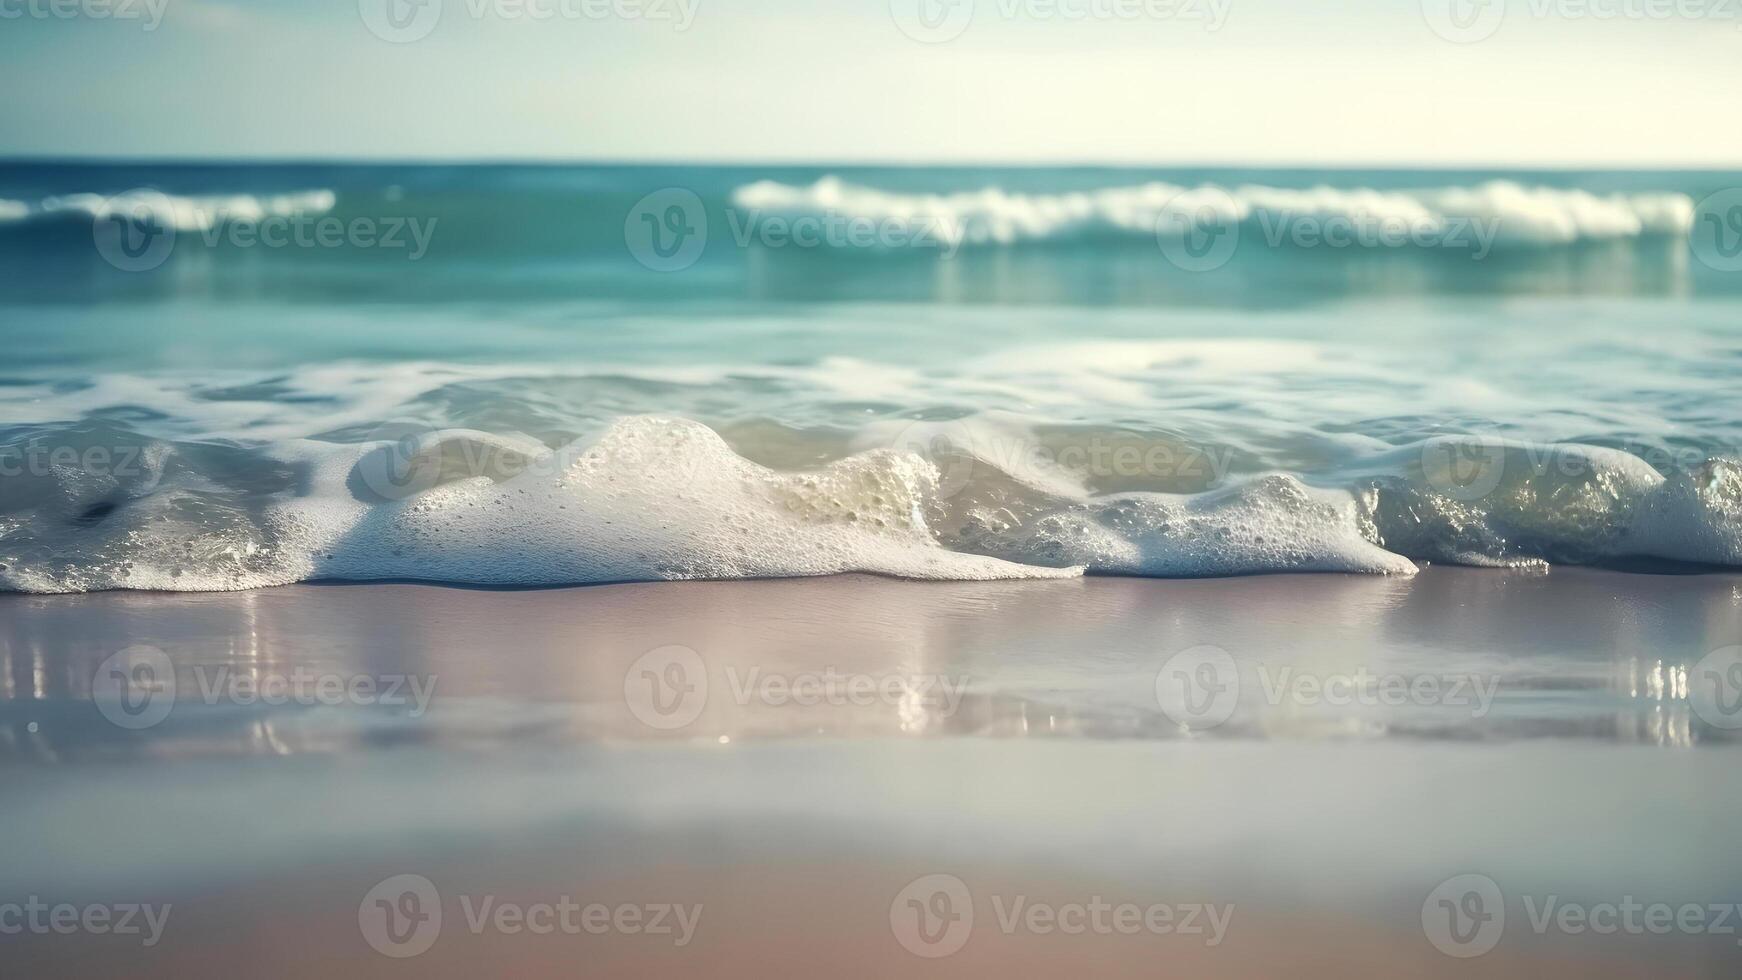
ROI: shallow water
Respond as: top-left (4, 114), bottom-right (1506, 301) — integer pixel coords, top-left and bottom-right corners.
top-left (4, 570), bottom-right (1741, 974)
top-left (2, 163), bottom-right (1740, 590)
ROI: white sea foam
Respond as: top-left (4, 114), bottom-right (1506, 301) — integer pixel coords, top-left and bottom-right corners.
top-left (2, 351), bottom-right (1738, 592)
top-left (729, 177), bottom-right (1694, 249)
top-left (0, 189), bottom-right (337, 231)
top-left (0, 417), bottom-right (1082, 592)
top-left (956, 477), bottom-right (1420, 577)
top-left (1625, 458), bottom-right (1742, 567)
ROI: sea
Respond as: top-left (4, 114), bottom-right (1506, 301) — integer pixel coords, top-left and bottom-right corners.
top-left (2, 162), bottom-right (1740, 592)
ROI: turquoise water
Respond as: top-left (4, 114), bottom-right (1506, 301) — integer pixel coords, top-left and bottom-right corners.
top-left (2, 163), bottom-right (1741, 590)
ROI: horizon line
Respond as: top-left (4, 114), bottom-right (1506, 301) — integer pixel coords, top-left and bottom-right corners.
top-left (1, 154), bottom-right (1739, 173)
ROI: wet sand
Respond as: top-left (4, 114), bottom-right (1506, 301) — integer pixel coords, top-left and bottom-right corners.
top-left (2, 567), bottom-right (1741, 976)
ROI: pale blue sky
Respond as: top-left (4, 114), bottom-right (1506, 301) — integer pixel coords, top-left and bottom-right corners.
top-left (2, 0), bottom-right (1738, 164)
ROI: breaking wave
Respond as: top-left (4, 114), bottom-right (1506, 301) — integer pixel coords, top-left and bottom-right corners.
top-left (2, 412), bottom-right (1738, 593)
top-left (730, 177), bottom-right (1695, 250)
top-left (0, 188), bottom-right (338, 232)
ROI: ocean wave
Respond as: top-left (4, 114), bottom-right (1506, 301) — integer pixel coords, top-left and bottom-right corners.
top-left (3, 414), bottom-right (1740, 593)
top-left (0, 417), bottom-right (1082, 593)
top-left (730, 177), bottom-right (1694, 250)
top-left (0, 189), bottom-right (338, 232)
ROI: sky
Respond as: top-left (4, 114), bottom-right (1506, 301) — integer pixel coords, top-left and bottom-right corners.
top-left (1, 0), bottom-right (1739, 165)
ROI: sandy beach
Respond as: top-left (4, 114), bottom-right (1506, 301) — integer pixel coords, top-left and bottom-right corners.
top-left (3, 567), bottom-right (1740, 976)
